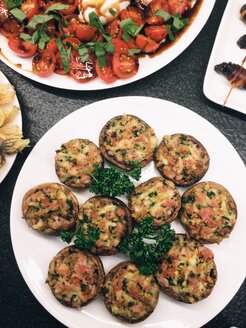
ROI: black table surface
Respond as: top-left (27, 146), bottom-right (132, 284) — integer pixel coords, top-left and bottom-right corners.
top-left (0, 0), bottom-right (245, 327)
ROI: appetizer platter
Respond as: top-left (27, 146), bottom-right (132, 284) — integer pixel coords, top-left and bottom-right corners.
top-left (0, 0), bottom-right (216, 90)
top-left (10, 96), bottom-right (246, 328)
top-left (0, 71), bottom-right (29, 183)
top-left (203, 0), bottom-right (246, 114)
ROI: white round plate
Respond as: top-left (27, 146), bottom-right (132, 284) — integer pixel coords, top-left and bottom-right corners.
top-left (0, 71), bottom-right (22, 183)
top-left (1, 0), bottom-right (215, 91)
top-left (10, 97), bottom-right (246, 328)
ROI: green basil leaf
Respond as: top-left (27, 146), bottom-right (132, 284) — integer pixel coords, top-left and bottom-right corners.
top-left (166, 25), bottom-right (175, 41)
top-left (122, 30), bottom-right (130, 42)
top-left (120, 19), bottom-right (143, 38)
top-left (105, 41), bottom-right (114, 53)
top-left (27, 15), bottom-right (54, 29)
top-left (20, 30), bottom-right (40, 44)
top-left (4, 0), bottom-right (22, 9)
top-left (56, 38), bottom-right (70, 73)
top-left (97, 55), bottom-right (107, 68)
top-left (89, 12), bottom-right (112, 42)
top-left (10, 7), bottom-right (26, 22)
top-left (78, 46), bottom-right (89, 63)
top-left (109, 8), bottom-right (116, 16)
top-left (155, 9), bottom-right (171, 21)
top-left (38, 38), bottom-right (46, 50)
top-left (45, 3), bottom-right (69, 13)
top-left (173, 16), bottom-right (185, 30)
top-left (128, 48), bottom-right (141, 56)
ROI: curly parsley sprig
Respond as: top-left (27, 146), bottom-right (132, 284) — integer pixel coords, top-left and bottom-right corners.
top-left (119, 217), bottom-right (175, 275)
top-left (87, 162), bottom-right (141, 197)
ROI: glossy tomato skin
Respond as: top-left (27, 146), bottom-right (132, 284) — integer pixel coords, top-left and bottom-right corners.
top-left (146, 0), bottom-right (170, 25)
top-left (62, 37), bottom-right (81, 49)
top-left (69, 51), bottom-right (97, 83)
top-left (95, 55), bottom-right (118, 83)
top-left (120, 6), bottom-right (145, 27)
top-left (105, 19), bottom-right (121, 37)
top-left (32, 51), bottom-right (56, 77)
top-left (73, 23), bottom-right (97, 42)
top-left (168, 0), bottom-right (188, 15)
top-left (144, 25), bottom-right (168, 42)
top-left (135, 34), bottom-right (160, 53)
top-left (111, 38), bottom-right (129, 55)
top-left (20, 0), bottom-right (38, 19)
top-left (8, 37), bottom-right (37, 57)
top-left (112, 53), bottom-right (139, 79)
top-left (0, 16), bottom-right (24, 38)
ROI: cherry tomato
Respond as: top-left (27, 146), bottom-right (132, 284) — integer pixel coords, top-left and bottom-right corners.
top-left (105, 19), bottom-right (120, 37)
top-left (8, 37), bottom-right (37, 57)
top-left (0, 16), bottom-right (24, 37)
top-left (135, 34), bottom-right (160, 53)
top-left (144, 25), bottom-right (168, 42)
top-left (120, 6), bottom-right (145, 27)
top-left (112, 53), bottom-right (139, 79)
top-left (74, 23), bottom-right (97, 42)
top-left (168, 0), bottom-right (188, 15)
top-left (62, 37), bottom-right (81, 49)
top-left (46, 38), bottom-right (58, 53)
top-left (146, 0), bottom-right (170, 25)
top-left (111, 38), bottom-right (129, 54)
top-left (32, 51), bottom-right (55, 77)
top-left (95, 54), bottom-right (118, 83)
top-left (69, 51), bottom-right (96, 83)
top-left (20, 0), bottom-right (38, 19)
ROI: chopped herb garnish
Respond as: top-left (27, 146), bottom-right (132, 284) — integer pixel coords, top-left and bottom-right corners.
top-left (207, 191), bottom-right (216, 199)
top-left (4, 0), bottom-right (22, 9)
top-left (27, 14), bottom-right (54, 29)
top-left (56, 38), bottom-right (70, 73)
top-left (120, 18), bottom-right (143, 42)
top-left (10, 8), bottom-right (26, 22)
top-left (182, 194), bottom-right (195, 204)
top-left (78, 46), bottom-right (89, 63)
top-left (128, 48), bottom-right (141, 56)
top-left (20, 30), bottom-right (40, 44)
top-left (89, 12), bottom-right (112, 41)
top-left (45, 3), bottom-right (69, 14)
top-left (109, 8), bottom-right (116, 16)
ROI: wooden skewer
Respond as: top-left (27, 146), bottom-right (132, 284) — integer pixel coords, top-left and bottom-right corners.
top-left (223, 54), bottom-right (246, 107)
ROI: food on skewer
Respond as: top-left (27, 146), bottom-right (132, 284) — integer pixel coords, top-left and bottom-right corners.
top-left (214, 62), bottom-right (246, 90)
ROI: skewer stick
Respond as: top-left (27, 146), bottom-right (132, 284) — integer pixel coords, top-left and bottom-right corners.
top-left (223, 54), bottom-right (246, 106)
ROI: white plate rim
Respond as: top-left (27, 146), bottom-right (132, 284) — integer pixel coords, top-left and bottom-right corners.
top-left (0, 71), bottom-right (22, 183)
top-left (0, 0), bottom-right (216, 91)
top-left (203, 0), bottom-right (246, 115)
top-left (10, 96), bottom-right (246, 328)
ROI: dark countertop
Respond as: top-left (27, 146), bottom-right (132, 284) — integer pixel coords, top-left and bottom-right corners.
top-left (0, 0), bottom-right (245, 327)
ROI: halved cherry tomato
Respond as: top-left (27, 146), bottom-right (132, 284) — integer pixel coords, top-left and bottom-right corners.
top-left (120, 6), bottom-right (145, 27)
top-left (62, 37), bottom-right (81, 49)
top-left (168, 0), bottom-right (188, 15)
top-left (0, 17), bottom-right (24, 38)
top-left (112, 53), bottom-right (139, 79)
top-left (144, 25), bottom-right (167, 42)
top-left (105, 19), bottom-right (120, 37)
top-left (69, 21), bottom-right (97, 42)
top-left (38, 38), bottom-right (58, 53)
top-left (69, 51), bottom-right (96, 83)
top-left (95, 54), bottom-right (118, 83)
top-left (135, 34), bottom-right (160, 53)
top-left (20, 0), bottom-right (38, 19)
top-left (8, 37), bottom-right (37, 57)
top-left (32, 51), bottom-right (55, 77)
top-left (146, 0), bottom-right (170, 25)
top-left (111, 38), bottom-right (129, 54)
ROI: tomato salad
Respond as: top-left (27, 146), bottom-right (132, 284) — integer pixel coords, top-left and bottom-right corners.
top-left (0, 0), bottom-right (197, 83)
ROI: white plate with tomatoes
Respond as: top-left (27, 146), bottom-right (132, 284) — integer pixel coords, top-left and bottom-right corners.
top-left (10, 97), bottom-right (246, 328)
top-left (0, 0), bottom-right (215, 90)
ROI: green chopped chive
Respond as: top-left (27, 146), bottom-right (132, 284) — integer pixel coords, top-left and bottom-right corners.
top-left (10, 8), bottom-right (26, 22)
top-left (109, 8), bottom-right (116, 16)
